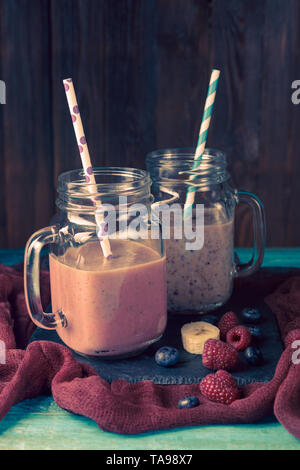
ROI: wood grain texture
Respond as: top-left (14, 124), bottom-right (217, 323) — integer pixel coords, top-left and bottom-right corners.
top-left (283, 0), bottom-right (300, 246)
top-left (50, 0), bottom-right (106, 180)
top-left (0, 0), bottom-right (54, 248)
top-left (210, 0), bottom-right (300, 247)
top-left (155, 0), bottom-right (211, 149)
top-left (103, 0), bottom-right (158, 168)
top-left (0, 0), bottom-right (299, 248)
top-left (257, 0), bottom-right (298, 248)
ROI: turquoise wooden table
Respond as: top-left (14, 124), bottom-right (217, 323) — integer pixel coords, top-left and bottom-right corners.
top-left (0, 248), bottom-right (300, 450)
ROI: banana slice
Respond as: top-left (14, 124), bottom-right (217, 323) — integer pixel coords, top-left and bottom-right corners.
top-left (181, 321), bottom-right (220, 354)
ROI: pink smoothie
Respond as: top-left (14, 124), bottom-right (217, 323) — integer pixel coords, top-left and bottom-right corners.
top-left (166, 219), bottom-right (234, 312)
top-left (49, 240), bottom-right (167, 357)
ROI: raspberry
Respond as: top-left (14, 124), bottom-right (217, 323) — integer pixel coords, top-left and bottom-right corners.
top-left (202, 339), bottom-right (239, 371)
top-left (218, 311), bottom-right (239, 340)
top-left (284, 329), bottom-right (300, 348)
top-left (226, 326), bottom-right (252, 351)
top-left (215, 369), bottom-right (237, 387)
top-left (200, 371), bottom-right (240, 405)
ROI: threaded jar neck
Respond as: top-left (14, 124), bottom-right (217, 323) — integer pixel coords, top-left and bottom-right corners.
top-left (56, 167), bottom-right (153, 213)
top-left (146, 148), bottom-right (229, 189)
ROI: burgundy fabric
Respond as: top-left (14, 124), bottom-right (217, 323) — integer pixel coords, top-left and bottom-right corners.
top-left (0, 264), bottom-right (300, 438)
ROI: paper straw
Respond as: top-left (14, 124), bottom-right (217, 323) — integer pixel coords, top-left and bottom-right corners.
top-left (63, 78), bottom-right (112, 258)
top-left (183, 69), bottom-right (220, 219)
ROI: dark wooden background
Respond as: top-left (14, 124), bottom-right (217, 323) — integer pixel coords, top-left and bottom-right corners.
top-left (0, 0), bottom-right (300, 248)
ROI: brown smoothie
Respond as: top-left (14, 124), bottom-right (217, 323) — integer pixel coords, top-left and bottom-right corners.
top-left (165, 219), bottom-right (234, 312)
top-left (49, 239), bottom-right (167, 356)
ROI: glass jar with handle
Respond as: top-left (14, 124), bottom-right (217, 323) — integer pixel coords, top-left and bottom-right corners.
top-left (146, 148), bottom-right (266, 313)
top-left (24, 167), bottom-right (167, 358)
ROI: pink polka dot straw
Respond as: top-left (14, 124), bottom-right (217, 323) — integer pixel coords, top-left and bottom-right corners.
top-left (63, 78), bottom-right (112, 258)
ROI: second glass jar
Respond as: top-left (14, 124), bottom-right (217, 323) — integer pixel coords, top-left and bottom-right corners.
top-left (146, 148), bottom-right (266, 313)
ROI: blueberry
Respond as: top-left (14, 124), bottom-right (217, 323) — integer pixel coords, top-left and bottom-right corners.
top-left (242, 308), bottom-right (261, 324)
top-left (201, 314), bottom-right (219, 326)
top-left (155, 346), bottom-right (179, 367)
top-left (178, 396), bottom-right (200, 409)
top-left (245, 325), bottom-right (262, 339)
top-left (244, 346), bottom-right (263, 365)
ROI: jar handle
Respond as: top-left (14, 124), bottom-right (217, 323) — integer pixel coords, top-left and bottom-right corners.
top-left (24, 226), bottom-right (67, 330)
top-left (234, 190), bottom-right (266, 278)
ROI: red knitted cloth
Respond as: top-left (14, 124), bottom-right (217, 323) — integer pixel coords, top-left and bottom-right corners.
top-left (0, 264), bottom-right (299, 439)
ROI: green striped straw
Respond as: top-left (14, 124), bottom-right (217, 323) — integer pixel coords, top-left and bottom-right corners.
top-left (183, 69), bottom-right (220, 219)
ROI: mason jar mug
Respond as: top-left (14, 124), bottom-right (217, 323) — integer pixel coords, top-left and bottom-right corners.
top-left (146, 148), bottom-right (266, 313)
top-left (24, 168), bottom-right (167, 358)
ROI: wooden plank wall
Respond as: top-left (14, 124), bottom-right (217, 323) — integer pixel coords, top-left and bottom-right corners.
top-left (0, 0), bottom-right (300, 248)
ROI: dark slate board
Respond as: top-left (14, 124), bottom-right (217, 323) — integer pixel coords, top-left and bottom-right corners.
top-left (29, 298), bottom-right (283, 386)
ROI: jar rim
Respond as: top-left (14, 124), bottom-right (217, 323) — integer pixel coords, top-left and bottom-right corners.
top-left (146, 147), bottom-right (226, 164)
top-left (146, 148), bottom-right (229, 186)
top-left (58, 167), bottom-right (151, 194)
top-left (56, 167), bottom-right (152, 213)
